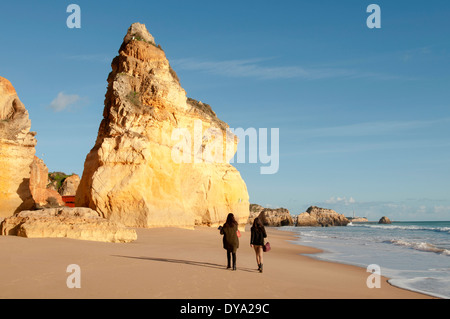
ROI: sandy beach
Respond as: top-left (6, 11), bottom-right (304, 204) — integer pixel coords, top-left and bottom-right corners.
top-left (0, 226), bottom-right (434, 299)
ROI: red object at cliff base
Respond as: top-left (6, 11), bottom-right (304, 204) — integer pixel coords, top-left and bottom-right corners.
top-left (62, 196), bottom-right (75, 207)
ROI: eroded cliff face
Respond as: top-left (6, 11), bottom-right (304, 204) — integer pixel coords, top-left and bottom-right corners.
top-left (29, 156), bottom-right (65, 208)
top-left (0, 77), bottom-right (37, 218)
top-left (76, 23), bottom-right (249, 229)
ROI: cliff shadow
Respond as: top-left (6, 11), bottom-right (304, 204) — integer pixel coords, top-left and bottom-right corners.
top-left (112, 255), bottom-right (256, 273)
top-left (13, 178), bottom-right (35, 214)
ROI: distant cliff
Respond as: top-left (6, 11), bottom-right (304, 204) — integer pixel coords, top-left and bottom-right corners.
top-left (296, 206), bottom-right (350, 227)
top-left (248, 204), bottom-right (294, 226)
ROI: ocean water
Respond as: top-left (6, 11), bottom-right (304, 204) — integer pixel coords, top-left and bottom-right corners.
top-left (282, 221), bottom-right (450, 299)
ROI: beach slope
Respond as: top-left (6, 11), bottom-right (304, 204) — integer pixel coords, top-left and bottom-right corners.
top-left (0, 227), bottom-right (432, 299)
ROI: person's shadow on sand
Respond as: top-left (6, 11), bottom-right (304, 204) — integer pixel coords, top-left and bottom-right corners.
top-left (112, 255), bottom-right (256, 273)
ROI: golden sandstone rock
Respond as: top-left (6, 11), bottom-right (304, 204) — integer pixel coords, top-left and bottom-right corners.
top-left (0, 76), bottom-right (37, 218)
top-left (76, 23), bottom-right (249, 229)
top-left (59, 173), bottom-right (80, 196)
top-left (0, 207), bottom-right (137, 243)
top-left (378, 216), bottom-right (392, 224)
top-left (248, 204), bottom-right (294, 226)
top-left (296, 206), bottom-right (350, 227)
top-left (0, 79), bottom-right (137, 243)
top-left (29, 156), bottom-right (65, 208)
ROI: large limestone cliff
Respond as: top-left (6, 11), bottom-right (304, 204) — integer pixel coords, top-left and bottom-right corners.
top-left (76, 23), bottom-right (249, 229)
top-left (0, 77), bottom-right (37, 218)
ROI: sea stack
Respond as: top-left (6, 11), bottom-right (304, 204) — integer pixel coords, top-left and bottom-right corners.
top-left (0, 76), bottom-right (37, 218)
top-left (76, 23), bottom-right (249, 229)
top-left (378, 216), bottom-right (392, 224)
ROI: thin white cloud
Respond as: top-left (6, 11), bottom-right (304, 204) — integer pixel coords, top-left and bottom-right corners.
top-left (277, 117), bottom-right (450, 157)
top-left (433, 205), bottom-right (450, 215)
top-left (172, 57), bottom-right (357, 80)
top-left (313, 198), bottom-right (450, 221)
top-left (291, 139), bottom-right (450, 156)
top-left (297, 118), bottom-right (450, 138)
top-left (66, 54), bottom-right (111, 63)
top-left (325, 196), bottom-right (356, 205)
top-left (48, 92), bottom-right (81, 112)
top-left (171, 57), bottom-right (406, 80)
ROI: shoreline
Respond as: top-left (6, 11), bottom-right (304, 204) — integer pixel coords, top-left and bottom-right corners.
top-left (0, 225), bottom-right (435, 299)
top-left (271, 226), bottom-right (440, 299)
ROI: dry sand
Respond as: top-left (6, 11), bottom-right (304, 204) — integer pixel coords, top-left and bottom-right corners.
top-left (0, 226), bottom-right (434, 299)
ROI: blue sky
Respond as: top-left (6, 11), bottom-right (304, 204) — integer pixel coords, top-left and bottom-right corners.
top-left (1, 1), bottom-right (449, 220)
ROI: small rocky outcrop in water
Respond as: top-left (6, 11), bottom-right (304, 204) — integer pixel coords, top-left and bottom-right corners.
top-left (378, 216), bottom-right (392, 224)
top-left (296, 206), bottom-right (350, 227)
top-left (76, 23), bottom-right (249, 229)
top-left (248, 204), bottom-right (294, 226)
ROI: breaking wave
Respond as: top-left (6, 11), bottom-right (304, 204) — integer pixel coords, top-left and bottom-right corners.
top-left (350, 223), bottom-right (450, 234)
top-left (386, 239), bottom-right (450, 256)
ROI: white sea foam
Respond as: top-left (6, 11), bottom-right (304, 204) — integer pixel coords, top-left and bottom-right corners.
top-left (389, 277), bottom-right (450, 299)
top-left (387, 239), bottom-right (450, 256)
top-left (283, 221), bottom-right (450, 298)
top-left (351, 223), bottom-right (450, 234)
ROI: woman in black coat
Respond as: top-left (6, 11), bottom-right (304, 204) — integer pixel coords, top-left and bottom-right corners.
top-left (250, 217), bottom-right (267, 272)
top-left (219, 213), bottom-right (239, 270)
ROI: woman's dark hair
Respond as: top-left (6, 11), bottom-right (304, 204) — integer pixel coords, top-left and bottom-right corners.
top-left (252, 217), bottom-right (264, 230)
top-left (225, 213), bottom-right (238, 227)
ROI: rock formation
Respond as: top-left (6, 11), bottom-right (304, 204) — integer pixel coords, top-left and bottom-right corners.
top-left (29, 156), bottom-right (65, 208)
top-left (76, 23), bottom-right (249, 229)
top-left (296, 206), bottom-right (350, 227)
top-left (378, 216), bottom-right (392, 224)
top-left (248, 204), bottom-right (265, 223)
top-left (248, 204), bottom-right (294, 226)
top-left (59, 174), bottom-right (80, 196)
top-left (0, 76), bottom-right (37, 218)
top-left (0, 207), bottom-right (137, 243)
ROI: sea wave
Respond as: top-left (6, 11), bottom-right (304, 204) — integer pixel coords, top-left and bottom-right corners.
top-left (285, 223), bottom-right (450, 299)
top-left (297, 232), bottom-right (335, 240)
top-left (350, 223), bottom-right (450, 234)
top-left (389, 277), bottom-right (450, 299)
top-left (386, 239), bottom-right (450, 256)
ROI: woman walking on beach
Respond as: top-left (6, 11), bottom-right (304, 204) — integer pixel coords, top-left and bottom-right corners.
top-left (250, 217), bottom-right (267, 273)
top-left (219, 213), bottom-right (239, 271)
